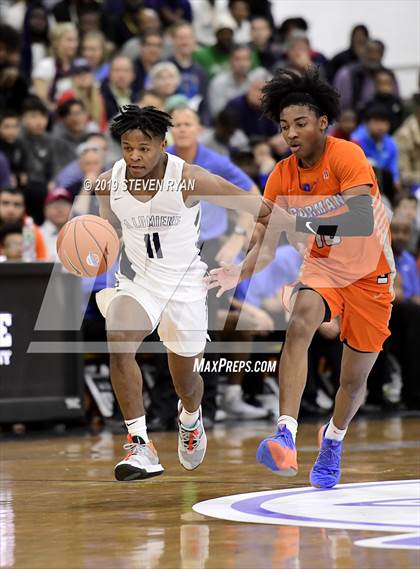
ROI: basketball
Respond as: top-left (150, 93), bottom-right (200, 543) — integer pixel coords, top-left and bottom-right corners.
top-left (56, 214), bottom-right (120, 277)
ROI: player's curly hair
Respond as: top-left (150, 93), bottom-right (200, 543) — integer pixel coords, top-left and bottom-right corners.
top-left (110, 105), bottom-right (173, 140)
top-left (261, 67), bottom-right (341, 125)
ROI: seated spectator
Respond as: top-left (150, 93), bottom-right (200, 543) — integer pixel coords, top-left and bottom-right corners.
top-left (0, 223), bottom-right (23, 262)
top-left (199, 108), bottom-right (248, 156)
top-left (0, 24), bottom-right (29, 113)
top-left (132, 32), bottom-right (164, 95)
top-left (40, 188), bottom-right (72, 260)
top-left (136, 90), bottom-right (165, 110)
top-left (0, 111), bottom-right (27, 189)
top-left (0, 187), bottom-right (47, 260)
top-left (81, 31), bottom-right (111, 84)
top-left (193, 14), bottom-right (237, 79)
top-left (169, 23), bottom-right (208, 102)
top-left (249, 16), bottom-right (279, 70)
top-left (78, 2), bottom-right (105, 37)
top-left (55, 135), bottom-right (108, 200)
top-left (351, 104), bottom-right (400, 187)
top-left (120, 9), bottom-right (162, 61)
top-left (20, 2), bottom-right (50, 81)
top-left (109, 0), bottom-right (147, 47)
top-left (52, 98), bottom-right (99, 151)
top-left (0, 152), bottom-right (11, 190)
top-left (32, 22), bottom-right (79, 106)
top-left (329, 24), bottom-right (369, 81)
top-left (225, 67), bottom-right (278, 139)
top-left (394, 194), bottom-right (419, 253)
top-left (389, 212), bottom-right (420, 408)
top-left (330, 109), bottom-right (358, 140)
top-left (394, 93), bottom-right (420, 189)
top-left (101, 55), bottom-right (136, 121)
top-left (228, 0), bottom-right (252, 44)
top-left (334, 39), bottom-right (398, 112)
top-left (208, 45), bottom-right (253, 118)
top-left (62, 58), bottom-right (107, 132)
top-left (153, 0), bottom-right (192, 28)
top-left (217, 244), bottom-right (301, 418)
top-left (362, 68), bottom-right (404, 133)
top-left (250, 136), bottom-right (276, 189)
top-left (274, 32), bottom-right (329, 79)
top-left (148, 62), bottom-right (182, 106)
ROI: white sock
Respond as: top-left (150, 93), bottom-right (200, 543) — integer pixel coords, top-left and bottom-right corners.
top-left (125, 416), bottom-right (149, 443)
top-left (180, 406), bottom-right (200, 428)
top-left (278, 415), bottom-right (298, 442)
top-left (325, 419), bottom-right (347, 441)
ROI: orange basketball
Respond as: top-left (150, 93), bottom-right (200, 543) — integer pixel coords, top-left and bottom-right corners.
top-left (56, 214), bottom-right (120, 277)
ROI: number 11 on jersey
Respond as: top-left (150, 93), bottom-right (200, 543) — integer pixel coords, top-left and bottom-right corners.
top-left (144, 233), bottom-right (163, 258)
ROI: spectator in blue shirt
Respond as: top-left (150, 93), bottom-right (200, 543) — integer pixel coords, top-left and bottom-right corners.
top-left (351, 103), bottom-right (400, 188)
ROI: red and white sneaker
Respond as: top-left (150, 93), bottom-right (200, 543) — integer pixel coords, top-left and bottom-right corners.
top-left (178, 402), bottom-right (207, 471)
top-left (114, 435), bottom-right (164, 481)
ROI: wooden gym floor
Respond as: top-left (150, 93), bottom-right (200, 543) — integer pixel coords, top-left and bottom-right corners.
top-left (0, 416), bottom-right (419, 569)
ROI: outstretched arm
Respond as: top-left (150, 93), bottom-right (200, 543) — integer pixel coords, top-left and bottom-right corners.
top-left (184, 164), bottom-right (271, 222)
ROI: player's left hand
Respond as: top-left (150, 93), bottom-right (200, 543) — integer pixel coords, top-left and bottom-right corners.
top-left (204, 262), bottom-right (241, 298)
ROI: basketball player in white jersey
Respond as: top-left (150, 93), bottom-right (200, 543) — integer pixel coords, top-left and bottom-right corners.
top-left (94, 105), bottom-right (270, 481)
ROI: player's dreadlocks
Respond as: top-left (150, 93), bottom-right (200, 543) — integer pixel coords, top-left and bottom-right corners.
top-left (110, 105), bottom-right (173, 140)
top-left (261, 67), bottom-right (341, 125)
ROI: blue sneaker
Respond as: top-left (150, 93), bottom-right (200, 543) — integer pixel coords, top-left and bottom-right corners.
top-left (256, 425), bottom-right (298, 476)
top-left (310, 424), bottom-right (343, 488)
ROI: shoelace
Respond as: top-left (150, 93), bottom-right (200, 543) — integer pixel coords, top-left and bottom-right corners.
top-left (123, 441), bottom-right (150, 459)
top-left (180, 424), bottom-right (201, 450)
top-left (318, 443), bottom-right (341, 466)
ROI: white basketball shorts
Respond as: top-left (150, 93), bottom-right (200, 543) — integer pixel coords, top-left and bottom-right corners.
top-left (96, 275), bottom-right (208, 357)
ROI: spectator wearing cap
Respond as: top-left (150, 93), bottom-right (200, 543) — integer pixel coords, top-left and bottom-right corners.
top-left (207, 45), bottom-right (254, 118)
top-left (394, 94), bottom-right (420, 189)
top-left (101, 55), bottom-right (136, 121)
top-left (32, 23), bottom-right (79, 106)
top-left (52, 98), bottom-right (99, 152)
top-left (225, 67), bottom-right (278, 139)
top-left (351, 104), bottom-right (400, 187)
top-left (193, 14), bottom-right (237, 79)
top-left (40, 188), bottom-right (72, 260)
top-left (61, 58), bottom-right (107, 132)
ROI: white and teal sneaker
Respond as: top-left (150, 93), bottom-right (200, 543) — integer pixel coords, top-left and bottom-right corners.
top-left (177, 402), bottom-right (207, 471)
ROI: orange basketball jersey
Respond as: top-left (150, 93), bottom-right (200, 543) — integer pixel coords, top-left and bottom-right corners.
top-left (264, 136), bottom-right (395, 290)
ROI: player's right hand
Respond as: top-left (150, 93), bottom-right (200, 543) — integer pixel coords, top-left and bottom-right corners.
top-left (205, 262), bottom-right (242, 298)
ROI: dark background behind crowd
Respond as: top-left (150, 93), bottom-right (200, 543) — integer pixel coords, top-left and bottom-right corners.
top-left (0, 0), bottom-right (419, 432)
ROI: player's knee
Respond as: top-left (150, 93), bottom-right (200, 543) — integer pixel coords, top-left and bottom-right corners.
top-left (172, 372), bottom-right (201, 398)
top-left (286, 314), bottom-right (316, 344)
top-left (341, 375), bottom-right (368, 397)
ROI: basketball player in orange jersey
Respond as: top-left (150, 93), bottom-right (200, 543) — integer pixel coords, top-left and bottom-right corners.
top-left (93, 105), bottom-right (270, 481)
top-left (208, 68), bottom-right (395, 488)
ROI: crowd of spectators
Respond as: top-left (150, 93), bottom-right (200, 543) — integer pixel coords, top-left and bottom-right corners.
top-left (0, 0), bottom-right (419, 429)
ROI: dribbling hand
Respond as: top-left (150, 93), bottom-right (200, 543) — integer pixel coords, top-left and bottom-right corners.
top-left (204, 262), bottom-right (242, 298)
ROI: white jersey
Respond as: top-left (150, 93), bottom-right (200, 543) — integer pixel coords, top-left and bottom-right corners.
top-left (110, 153), bottom-right (207, 301)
